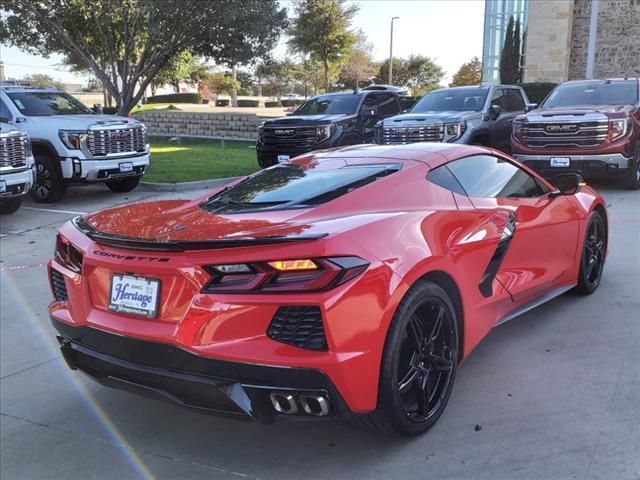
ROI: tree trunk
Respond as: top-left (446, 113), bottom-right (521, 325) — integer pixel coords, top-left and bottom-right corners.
top-left (323, 58), bottom-right (329, 93)
top-left (231, 64), bottom-right (238, 107)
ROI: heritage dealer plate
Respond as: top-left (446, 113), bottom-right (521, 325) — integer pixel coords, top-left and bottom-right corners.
top-left (109, 274), bottom-right (160, 318)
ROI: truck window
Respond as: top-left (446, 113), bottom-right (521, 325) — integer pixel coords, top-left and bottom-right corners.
top-left (295, 94), bottom-right (362, 116)
top-left (489, 89), bottom-right (508, 110)
top-left (362, 93), bottom-right (399, 116)
top-left (7, 91), bottom-right (92, 116)
top-left (0, 98), bottom-right (13, 121)
top-left (411, 88), bottom-right (488, 113)
top-left (505, 89), bottom-right (526, 111)
top-left (543, 81), bottom-right (639, 108)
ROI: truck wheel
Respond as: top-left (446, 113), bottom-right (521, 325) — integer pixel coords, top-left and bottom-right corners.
top-left (31, 154), bottom-right (67, 203)
top-left (0, 198), bottom-right (23, 215)
top-left (105, 176), bottom-right (141, 192)
top-left (623, 143), bottom-right (640, 190)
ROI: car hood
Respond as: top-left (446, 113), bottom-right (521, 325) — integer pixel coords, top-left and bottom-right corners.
top-left (79, 199), bottom-right (399, 246)
top-left (381, 111), bottom-right (476, 125)
top-left (20, 114), bottom-right (141, 130)
top-left (263, 114), bottom-right (352, 126)
top-left (528, 105), bottom-right (635, 117)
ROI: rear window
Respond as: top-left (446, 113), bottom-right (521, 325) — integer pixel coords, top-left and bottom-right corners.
top-left (543, 81), bottom-right (639, 108)
top-left (201, 163), bottom-right (401, 214)
top-left (7, 91), bottom-right (92, 116)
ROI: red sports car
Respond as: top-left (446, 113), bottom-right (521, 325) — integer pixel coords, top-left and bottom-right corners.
top-left (49, 144), bottom-right (607, 436)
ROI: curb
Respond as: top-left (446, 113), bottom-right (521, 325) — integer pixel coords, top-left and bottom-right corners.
top-left (139, 176), bottom-right (239, 192)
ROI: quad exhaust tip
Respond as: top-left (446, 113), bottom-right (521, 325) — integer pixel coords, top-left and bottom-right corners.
top-left (269, 392), bottom-right (330, 416)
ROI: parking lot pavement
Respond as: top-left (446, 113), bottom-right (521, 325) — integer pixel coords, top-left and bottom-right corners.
top-left (1, 182), bottom-right (638, 480)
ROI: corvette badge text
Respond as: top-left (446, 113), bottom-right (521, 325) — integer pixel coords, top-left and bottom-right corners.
top-left (93, 250), bottom-right (170, 262)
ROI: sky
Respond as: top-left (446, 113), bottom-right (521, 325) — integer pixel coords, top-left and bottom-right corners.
top-left (0, 0), bottom-right (485, 86)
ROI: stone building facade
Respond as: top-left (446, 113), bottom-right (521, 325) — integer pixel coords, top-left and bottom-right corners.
top-left (483, 0), bottom-right (640, 83)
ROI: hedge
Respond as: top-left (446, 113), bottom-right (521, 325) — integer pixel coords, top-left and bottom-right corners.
top-left (518, 82), bottom-right (557, 104)
top-left (264, 101), bottom-right (282, 108)
top-left (145, 93), bottom-right (202, 104)
top-left (215, 99), bottom-right (230, 107)
top-left (237, 99), bottom-right (260, 107)
top-left (281, 99), bottom-right (305, 107)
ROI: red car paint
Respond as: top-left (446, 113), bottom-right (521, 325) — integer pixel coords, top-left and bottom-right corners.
top-left (48, 143), bottom-right (607, 416)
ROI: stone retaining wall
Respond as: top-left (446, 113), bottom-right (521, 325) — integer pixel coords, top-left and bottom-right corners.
top-left (133, 111), bottom-right (275, 141)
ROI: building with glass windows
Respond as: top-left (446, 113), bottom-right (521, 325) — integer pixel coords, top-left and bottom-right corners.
top-left (482, 0), bottom-right (640, 84)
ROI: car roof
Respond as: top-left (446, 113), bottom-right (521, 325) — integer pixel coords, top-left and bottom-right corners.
top-left (1, 86), bottom-right (62, 93)
top-left (558, 78), bottom-right (640, 85)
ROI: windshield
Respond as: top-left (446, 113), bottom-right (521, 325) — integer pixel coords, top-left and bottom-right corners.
top-left (411, 88), bottom-right (488, 113)
top-left (7, 92), bottom-right (92, 116)
top-left (543, 81), bottom-right (639, 108)
top-left (294, 94), bottom-right (362, 116)
top-left (201, 163), bottom-right (400, 214)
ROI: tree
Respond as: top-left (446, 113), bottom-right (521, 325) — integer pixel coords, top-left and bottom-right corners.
top-left (256, 59), bottom-right (299, 98)
top-left (377, 55), bottom-right (444, 93)
top-left (450, 57), bottom-right (482, 87)
top-left (499, 16), bottom-right (522, 84)
top-left (0, 0), bottom-right (285, 115)
top-left (288, 0), bottom-right (358, 91)
top-left (204, 73), bottom-right (240, 96)
top-left (20, 74), bottom-right (64, 90)
top-left (196, 0), bottom-right (287, 106)
top-left (339, 30), bottom-right (377, 89)
top-left (150, 50), bottom-right (208, 95)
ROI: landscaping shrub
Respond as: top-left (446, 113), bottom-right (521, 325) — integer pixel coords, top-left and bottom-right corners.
top-left (145, 93), bottom-right (202, 104)
top-left (518, 82), bottom-right (557, 104)
top-left (264, 101), bottom-right (282, 108)
top-left (237, 99), bottom-right (260, 107)
top-left (215, 99), bottom-right (230, 107)
top-left (281, 99), bottom-right (304, 107)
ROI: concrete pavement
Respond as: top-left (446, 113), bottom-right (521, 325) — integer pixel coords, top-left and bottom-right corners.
top-left (1, 181), bottom-right (638, 480)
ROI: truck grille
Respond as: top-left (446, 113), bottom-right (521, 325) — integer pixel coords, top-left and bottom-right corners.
top-left (0, 132), bottom-right (28, 168)
top-left (261, 126), bottom-right (318, 149)
top-left (521, 121), bottom-right (608, 148)
top-left (377, 125), bottom-right (444, 144)
top-left (87, 126), bottom-right (146, 156)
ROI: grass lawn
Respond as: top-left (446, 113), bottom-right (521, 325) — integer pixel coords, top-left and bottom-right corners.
top-left (145, 137), bottom-right (259, 183)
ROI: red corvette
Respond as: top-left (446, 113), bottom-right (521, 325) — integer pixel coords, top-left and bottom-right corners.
top-left (49, 144), bottom-right (607, 435)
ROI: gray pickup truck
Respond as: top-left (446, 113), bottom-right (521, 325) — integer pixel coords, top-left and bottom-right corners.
top-left (374, 84), bottom-right (531, 152)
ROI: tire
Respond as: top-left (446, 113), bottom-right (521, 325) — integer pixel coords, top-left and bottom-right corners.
top-left (623, 143), bottom-right (640, 190)
top-left (574, 210), bottom-right (606, 295)
top-left (0, 198), bottom-right (23, 215)
top-left (30, 154), bottom-right (67, 203)
top-left (358, 280), bottom-right (459, 436)
top-left (105, 176), bottom-right (141, 193)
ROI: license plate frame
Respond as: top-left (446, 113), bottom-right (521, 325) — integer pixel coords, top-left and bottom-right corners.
top-left (108, 273), bottom-right (160, 318)
top-left (550, 157), bottom-right (570, 168)
top-left (277, 154), bottom-right (290, 163)
top-left (119, 162), bottom-right (134, 173)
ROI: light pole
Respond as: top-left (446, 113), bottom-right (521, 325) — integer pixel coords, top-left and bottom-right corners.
top-left (389, 16), bottom-right (399, 85)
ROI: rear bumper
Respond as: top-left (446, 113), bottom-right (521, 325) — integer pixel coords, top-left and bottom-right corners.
top-left (513, 153), bottom-right (633, 179)
top-left (52, 318), bottom-right (352, 423)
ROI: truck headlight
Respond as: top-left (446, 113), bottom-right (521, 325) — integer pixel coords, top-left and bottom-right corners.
top-left (59, 130), bottom-right (88, 150)
top-left (316, 125), bottom-right (333, 141)
top-left (609, 119), bottom-right (628, 140)
top-left (513, 120), bottom-right (523, 140)
top-left (444, 121), bottom-right (466, 142)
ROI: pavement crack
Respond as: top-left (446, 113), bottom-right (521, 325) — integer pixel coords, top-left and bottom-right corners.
top-left (0, 357), bottom-right (59, 380)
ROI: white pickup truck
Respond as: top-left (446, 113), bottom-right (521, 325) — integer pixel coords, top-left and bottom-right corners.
top-left (0, 87), bottom-right (150, 203)
top-left (0, 122), bottom-right (35, 214)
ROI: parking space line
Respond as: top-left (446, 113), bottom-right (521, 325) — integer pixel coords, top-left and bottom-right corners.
top-left (22, 207), bottom-right (88, 215)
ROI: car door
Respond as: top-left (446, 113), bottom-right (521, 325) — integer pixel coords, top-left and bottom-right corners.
top-left (487, 88), bottom-right (513, 151)
top-left (446, 153), bottom-right (582, 304)
top-left (360, 93), bottom-right (400, 142)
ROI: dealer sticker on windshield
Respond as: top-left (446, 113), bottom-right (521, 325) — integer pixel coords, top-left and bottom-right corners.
top-left (109, 274), bottom-right (160, 318)
top-left (550, 157), bottom-right (570, 168)
top-left (277, 154), bottom-right (290, 163)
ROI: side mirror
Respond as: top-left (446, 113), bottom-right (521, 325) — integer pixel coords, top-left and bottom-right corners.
top-left (525, 103), bottom-right (538, 112)
top-left (552, 173), bottom-right (584, 196)
top-left (366, 107), bottom-right (378, 118)
top-left (489, 104), bottom-right (502, 120)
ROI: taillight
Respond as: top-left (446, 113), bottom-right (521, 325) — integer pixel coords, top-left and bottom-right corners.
top-left (201, 256), bottom-right (368, 293)
top-left (54, 234), bottom-right (83, 273)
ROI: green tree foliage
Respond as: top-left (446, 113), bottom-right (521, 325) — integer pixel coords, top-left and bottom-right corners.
top-left (19, 74), bottom-right (65, 90)
top-left (377, 55), bottom-right (444, 93)
top-left (450, 57), bottom-right (482, 87)
top-left (150, 50), bottom-right (208, 95)
top-left (499, 16), bottom-right (522, 84)
top-left (339, 30), bottom-right (377, 89)
top-left (256, 59), bottom-right (300, 98)
top-left (0, 0), bottom-right (285, 115)
top-left (288, 0), bottom-right (358, 91)
top-left (204, 73), bottom-right (241, 96)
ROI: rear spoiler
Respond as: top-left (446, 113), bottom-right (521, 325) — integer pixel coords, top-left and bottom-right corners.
top-left (72, 216), bottom-right (327, 252)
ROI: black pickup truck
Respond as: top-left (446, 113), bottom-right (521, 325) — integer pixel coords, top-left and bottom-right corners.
top-left (256, 90), bottom-right (405, 167)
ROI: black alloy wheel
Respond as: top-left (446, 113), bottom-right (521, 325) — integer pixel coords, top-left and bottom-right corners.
top-left (575, 210), bottom-right (606, 294)
top-left (358, 281), bottom-right (459, 436)
top-left (30, 154), bottom-right (66, 203)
